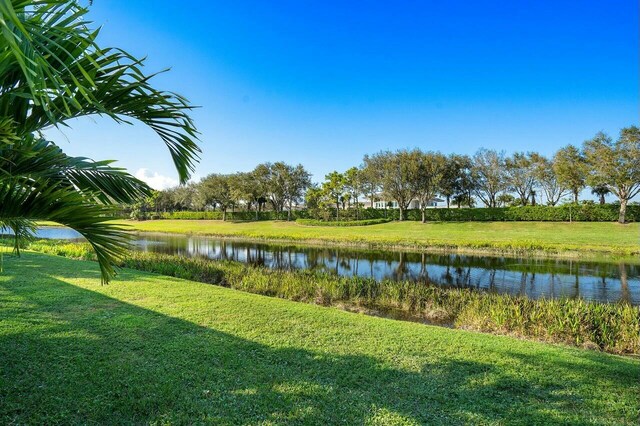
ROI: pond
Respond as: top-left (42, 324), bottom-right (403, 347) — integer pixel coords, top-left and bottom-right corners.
top-left (32, 226), bottom-right (640, 305)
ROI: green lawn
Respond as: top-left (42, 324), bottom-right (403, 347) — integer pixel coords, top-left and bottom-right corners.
top-left (1, 253), bottom-right (638, 424)
top-left (113, 219), bottom-right (640, 257)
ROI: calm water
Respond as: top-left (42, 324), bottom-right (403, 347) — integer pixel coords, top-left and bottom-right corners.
top-left (33, 227), bottom-right (640, 305)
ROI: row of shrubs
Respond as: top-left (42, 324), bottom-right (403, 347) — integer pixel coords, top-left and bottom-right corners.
top-left (156, 204), bottom-right (637, 222)
top-left (159, 210), bottom-right (309, 221)
top-left (404, 204), bottom-right (639, 222)
top-left (296, 218), bottom-right (392, 227)
top-left (323, 204), bottom-right (639, 222)
top-left (24, 240), bottom-right (640, 355)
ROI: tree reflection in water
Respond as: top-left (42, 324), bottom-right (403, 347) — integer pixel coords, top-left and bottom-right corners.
top-left (30, 227), bottom-right (640, 305)
top-left (126, 234), bottom-right (640, 305)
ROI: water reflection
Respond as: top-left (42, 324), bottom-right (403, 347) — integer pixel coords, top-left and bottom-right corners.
top-left (32, 227), bottom-right (640, 305)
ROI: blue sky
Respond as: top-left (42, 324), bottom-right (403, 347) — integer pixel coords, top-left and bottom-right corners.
top-left (47, 0), bottom-right (639, 189)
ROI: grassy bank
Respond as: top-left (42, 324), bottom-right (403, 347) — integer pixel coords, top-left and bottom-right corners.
top-left (111, 219), bottom-right (640, 257)
top-left (23, 240), bottom-right (640, 355)
top-left (0, 252), bottom-right (638, 424)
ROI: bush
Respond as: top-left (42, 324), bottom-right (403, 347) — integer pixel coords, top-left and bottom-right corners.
top-left (413, 204), bottom-right (639, 222)
top-left (296, 218), bottom-right (392, 227)
top-left (161, 210), bottom-right (309, 221)
top-left (155, 204), bottom-right (638, 222)
top-left (314, 205), bottom-right (639, 222)
top-left (129, 207), bottom-right (147, 221)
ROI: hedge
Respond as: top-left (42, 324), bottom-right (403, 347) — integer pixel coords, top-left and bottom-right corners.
top-left (160, 210), bottom-right (309, 221)
top-left (309, 204), bottom-right (638, 222)
top-left (296, 218), bottom-right (392, 227)
top-left (154, 204), bottom-right (638, 222)
top-left (411, 204), bottom-right (639, 222)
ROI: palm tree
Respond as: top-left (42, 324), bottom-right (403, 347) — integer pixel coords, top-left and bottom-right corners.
top-left (590, 184), bottom-right (610, 205)
top-left (0, 1), bottom-right (200, 282)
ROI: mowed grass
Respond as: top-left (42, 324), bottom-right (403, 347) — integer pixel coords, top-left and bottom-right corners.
top-left (1, 253), bottom-right (639, 424)
top-left (113, 219), bottom-right (640, 256)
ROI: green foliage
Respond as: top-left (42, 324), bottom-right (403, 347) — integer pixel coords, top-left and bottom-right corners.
top-left (583, 127), bottom-right (640, 223)
top-left (0, 136), bottom-right (144, 281)
top-left (296, 218), bottom-right (392, 227)
top-left (414, 151), bottom-right (447, 221)
top-left (199, 174), bottom-right (234, 220)
top-left (553, 145), bottom-right (587, 202)
top-left (472, 149), bottom-right (507, 208)
top-left (439, 154), bottom-right (473, 208)
top-left (364, 149), bottom-right (423, 219)
top-left (157, 163), bottom-right (312, 221)
top-left (0, 0), bottom-right (200, 282)
top-left (321, 170), bottom-right (347, 219)
top-left (400, 204), bottom-right (640, 222)
top-left (161, 204), bottom-right (639, 222)
top-left (160, 210), bottom-right (310, 221)
top-left (504, 152), bottom-right (538, 206)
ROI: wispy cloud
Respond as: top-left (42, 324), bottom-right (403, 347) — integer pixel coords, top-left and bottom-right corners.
top-left (134, 168), bottom-right (178, 190)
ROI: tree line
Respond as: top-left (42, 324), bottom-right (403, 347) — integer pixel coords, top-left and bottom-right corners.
top-left (145, 126), bottom-right (639, 224)
top-left (146, 162), bottom-right (311, 221)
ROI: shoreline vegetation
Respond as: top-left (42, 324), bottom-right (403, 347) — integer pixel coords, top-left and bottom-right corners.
top-left (103, 220), bottom-right (640, 259)
top-left (19, 240), bottom-right (640, 356)
top-left (2, 253), bottom-right (638, 424)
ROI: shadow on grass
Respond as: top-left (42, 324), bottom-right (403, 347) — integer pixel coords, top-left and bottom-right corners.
top-left (0, 255), bottom-right (638, 424)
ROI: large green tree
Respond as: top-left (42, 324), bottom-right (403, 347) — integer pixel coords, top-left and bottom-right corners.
top-left (439, 154), bottom-right (472, 208)
top-left (284, 164), bottom-right (311, 221)
top-left (553, 145), bottom-right (586, 203)
top-left (199, 174), bottom-right (234, 221)
top-left (322, 171), bottom-right (346, 220)
top-left (583, 127), bottom-right (640, 224)
top-left (368, 149), bottom-right (421, 221)
top-left (343, 167), bottom-right (364, 218)
top-left (414, 151), bottom-right (446, 223)
top-left (505, 152), bottom-right (538, 206)
top-left (471, 149), bottom-right (506, 208)
top-left (361, 155), bottom-right (382, 208)
top-left (0, 0), bottom-right (200, 282)
top-left (533, 155), bottom-right (567, 206)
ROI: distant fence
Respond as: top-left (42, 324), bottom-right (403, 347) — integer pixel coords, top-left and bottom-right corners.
top-left (153, 204), bottom-right (638, 222)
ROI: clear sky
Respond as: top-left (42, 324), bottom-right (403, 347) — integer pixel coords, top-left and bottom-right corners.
top-left (46, 0), bottom-right (639, 189)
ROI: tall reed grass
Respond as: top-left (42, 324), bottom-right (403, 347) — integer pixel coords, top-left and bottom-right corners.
top-left (21, 239), bottom-right (640, 355)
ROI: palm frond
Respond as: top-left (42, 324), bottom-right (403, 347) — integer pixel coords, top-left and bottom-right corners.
top-left (0, 218), bottom-right (35, 255)
top-left (0, 0), bottom-right (201, 282)
top-left (0, 0), bottom-right (200, 182)
top-left (0, 133), bottom-right (146, 283)
top-left (0, 176), bottom-right (131, 282)
top-left (2, 135), bottom-right (152, 203)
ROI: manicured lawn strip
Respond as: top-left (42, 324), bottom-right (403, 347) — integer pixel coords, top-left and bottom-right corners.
top-left (1, 253), bottom-right (639, 424)
top-left (113, 220), bottom-right (640, 256)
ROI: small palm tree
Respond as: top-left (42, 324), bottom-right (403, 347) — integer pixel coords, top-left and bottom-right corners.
top-left (0, 1), bottom-right (200, 282)
top-left (591, 184), bottom-right (610, 205)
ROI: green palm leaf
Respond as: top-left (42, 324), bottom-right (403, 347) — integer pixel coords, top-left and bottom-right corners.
top-left (0, 0), bottom-right (201, 283)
